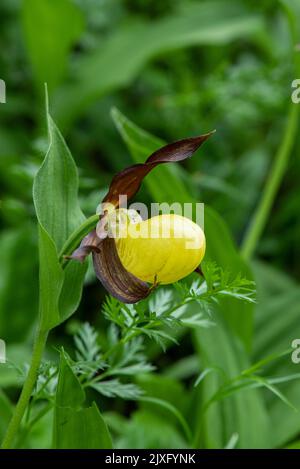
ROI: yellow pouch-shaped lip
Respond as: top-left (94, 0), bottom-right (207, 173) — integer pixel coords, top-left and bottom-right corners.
top-left (115, 214), bottom-right (205, 284)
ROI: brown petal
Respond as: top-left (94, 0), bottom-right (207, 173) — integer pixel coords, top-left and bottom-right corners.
top-left (67, 230), bottom-right (101, 263)
top-left (103, 132), bottom-right (215, 207)
top-left (146, 132), bottom-right (215, 164)
top-left (92, 236), bottom-right (152, 303)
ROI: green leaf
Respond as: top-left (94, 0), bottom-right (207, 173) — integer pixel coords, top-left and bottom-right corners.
top-left (22, 0), bottom-right (84, 92)
top-left (193, 313), bottom-right (271, 449)
top-left (53, 350), bottom-right (113, 449)
top-left (0, 226), bottom-right (38, 341)
top-left (139, 396), bottom-right (192, 443)
top-left (194, 367), bottom-right (224, 388)
top-left (111, 107), bottom-right (254, 350)
top-left (53, 1), bottom-right (263, 129)
top-left (58, 262), bottom-right (88, 325)
top-left (20, 409), bottom-right (54, 449)
top-left (33, 114), bottom-right (85, 251)
top-left (33, 109), bottom-right (87, 330)
top-left (166, 355), bottom-right (200, 381)
top-left (204, 208), bottom-right (254, 348)
top-left (0, 391), bottom-right (13, 442)
top-left (116, 410), bottom-right (187, 449)
top-left (37, 225), bottom-right (64, 330)
top-left (281, 0), bottom-right (300, 44)
top-left (136, 373), bottom-right (188, 417)
top-left (248, 375), bottom-right (297, 412)
top-left (74, 322), bottom-right (102, 363)
top-left (90, 380), bottom-right (143, 400)
top-left (202, 367), bottom-right (300, 415)
top-left (250, 4), bottom-right (300, 445)
top-left (286, 439), bottom-right (300, 449)
top-left (0, 344), bottom-right (32, 389)
top-left (136, 374), bottom-right (191, 442)
top-left (252, 261), bottom-right (300, 448)
top-left (224, 433), bottom-right (239, 449)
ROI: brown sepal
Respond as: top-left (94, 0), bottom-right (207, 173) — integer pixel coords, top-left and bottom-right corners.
top-left (103, 132), bottom-right (215, 207)
top-left (66, 230), bottom-right (101, 263)
top-left (92, 236), bottom-right (152, 303)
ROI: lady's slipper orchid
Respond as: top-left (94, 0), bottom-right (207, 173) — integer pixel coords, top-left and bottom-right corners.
top-left (69, 132), bottom-right (214, 303)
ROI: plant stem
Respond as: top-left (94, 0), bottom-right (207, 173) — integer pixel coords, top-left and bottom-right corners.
top-left (241, 104), bottom-right (299, 260)
top-left (1, 215), bottom-right (99, 449)
top-left (59, 213), bottom-right (99, 266)
top-left (1, 328), bottom-right (48, 449)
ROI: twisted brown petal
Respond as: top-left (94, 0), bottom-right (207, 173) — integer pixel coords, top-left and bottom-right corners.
top-left (92, 237), bottom-right (151, 303)
top-left (103, 132), bottom-right (215, 207)
top-left (67, 230), bottom-right (101, 262)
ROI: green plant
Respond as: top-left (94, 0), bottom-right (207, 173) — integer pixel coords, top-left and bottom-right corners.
top-left (1, 102), bottom-right (298, 449)
top-left (0, 88), bottom-right (251, 447)
top-left (1, 0), bottom-right (300, 451)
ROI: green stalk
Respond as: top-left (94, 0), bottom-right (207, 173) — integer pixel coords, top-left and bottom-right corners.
top-left (241, 104), bottom-right (299, 260)
top-left (1, 214), bottom-right (99, 449)
top-left (59, 213), bottom-right (99, 266)
top-left (1, 328), bottom-right (48, 449)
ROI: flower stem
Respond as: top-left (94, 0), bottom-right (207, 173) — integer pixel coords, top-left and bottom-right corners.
top-left (59, 213), bottom-right (99, 266)
top-left (241, 104), bottom-right (299, 260)
top-left (1, 215), bottom-right (99, 449)
top-left (1, 328), bottom-right (48, 449)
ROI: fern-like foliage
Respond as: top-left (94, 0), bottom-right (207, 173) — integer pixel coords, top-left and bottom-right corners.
top-left (27, 262), bottom-right (256, 403)
top-left (62, 322), bottom-right (152, 400)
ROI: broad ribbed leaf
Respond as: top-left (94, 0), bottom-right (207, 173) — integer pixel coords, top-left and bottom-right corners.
top-left (53, 350), bottom-right (113, 449)
top-left (34, 114), bottom-right (85, 250)
top-left (33, 110), bottom-right (87, 330)
top-left (253, 261), bottom-right (300, 448)
top-left (37, 225), bottom-right (64, 330)
top-left (0, 391), bottom-right (13, 443)
top-left (193, 313), bottom-right (270, 448)
top-left (0, 226), bottom-right (38, 341)
top-left (281, 0), bottom-right (300, 44)
top-left (251, 1), bottom-right (300, 439)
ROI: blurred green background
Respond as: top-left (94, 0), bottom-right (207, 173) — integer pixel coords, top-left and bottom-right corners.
top-left (1, 0), bottom-right (300, 449)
